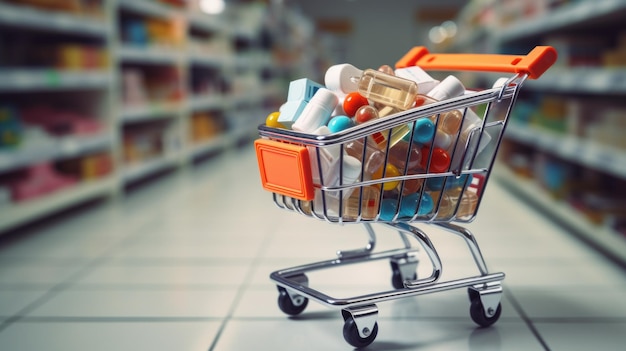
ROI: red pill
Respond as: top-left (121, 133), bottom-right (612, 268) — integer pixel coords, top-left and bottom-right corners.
top-left (420, 146), bottom-right (451, 173)
top-left (354, 105), bottom-right (379, 124)
top-left (343, 92), bottom-right (370, 117)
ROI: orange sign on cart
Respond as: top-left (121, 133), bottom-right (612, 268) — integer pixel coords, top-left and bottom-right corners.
top-left (255, 139), bottom-right (315, 201)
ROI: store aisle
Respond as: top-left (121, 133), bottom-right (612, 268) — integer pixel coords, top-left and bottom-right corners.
top-left (0, 146), bottom-right (624, 351)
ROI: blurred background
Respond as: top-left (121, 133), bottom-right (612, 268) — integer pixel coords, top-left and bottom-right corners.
top-left (0, 0), bottom-right (625, 266)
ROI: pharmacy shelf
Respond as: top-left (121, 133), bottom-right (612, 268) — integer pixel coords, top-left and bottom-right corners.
top-left (188, 134), bottom-right (232, 159)
top-left (118, 0), bottom-right (182, 18)
top-left (0, 0), bottom-right (293, 232)
top-left (187, 95), bottom-right (228, 111)
top-left (188, 12), bottom-right (227, 33)
top-left (117, 45), bottom-right (185, 64)
top-left (505, 123), bottom-right (626, 180)
top-left (495, 0), bottom-right (626, 43)
top-left (122, 154), bottom-right (180, 184)
top-left (0, 134), bottom-right (114, 173)
top-left (121, 103), bottom-right (183, 123)
top-left (456, 0), bottom-right (626, 266)
top-left (0, 69), bottom-right (110, 92)
top-left (494, 166), bottom-right (626, 266)
top-left (0, 2), bottom-right (108, 37)
top-left (188, 53), bottom-right (230, 68)
top-left (0, 176), bottom-right (116, 234)
top-left (234, 54), bottom-right (274, 71)
top-left (229, 92), bottom-right (266, 107)
top-left (524, 67), bottom-right (626, 95)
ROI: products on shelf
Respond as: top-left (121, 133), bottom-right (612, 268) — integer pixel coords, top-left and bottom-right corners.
top-left (0, 39), bottom-right (107, 70)
top-left (4, 162), bottom-right (78, 203)
top-left (0, 185), bottom-right (10, 208)
top-left (123, 123), bottom-right (179, 164)
top-left (188, 34), bottom-right (233, 56)
top-left (542, 31), bottom-right (626, 68)
top-left (190, 66), bottom-right (227, 96)
top-left (603, 31), bottom-right (626, 67)
top-left (5, 0), bottom-right (104, 17)
top-left (122, 69), bottom-right (148, 106)
top-left (0, 0), bottom-right (290, 233)
top-left (121, 16), bottom-right (184, 47)
top-left (1, 103), bottom-right (107, 156)
top-left (157, 0), bottom-right (186, 7)
top-left (512, 94), bottom-right (626, 151)
top-left (190, 111), bottom-right (225, 143)
top-left (54, 44), bottom-right (108, 70)
top-left (0, 104), bottom-right (22, 149)
top-left (123, 132), bottom-right (160, 164)
top-left (500, 143), bottom-right (626, 234)
top-left (122, 67), bottom-right (183, 106)
top-left (20, 105), bottom-right (103, 136)
top-left (57, 152), bottom-right (113, 180)
top-left (585, 108), bottom-right (626, 150)
top-left (231, 71), bottom-right (263, 96)
top-left (0, 150), bottom-right (112, 205)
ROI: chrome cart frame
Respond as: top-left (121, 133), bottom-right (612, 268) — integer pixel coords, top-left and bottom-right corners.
top-left (255, 46), bottom-right (556, 348)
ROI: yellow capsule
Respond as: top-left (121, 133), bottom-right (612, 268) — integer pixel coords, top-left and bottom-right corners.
top-left (265, 111), bottom-right (285, 128)
top-left (373, 163), bottom-right (401, 191)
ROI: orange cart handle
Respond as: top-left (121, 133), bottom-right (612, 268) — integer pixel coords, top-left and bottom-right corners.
top-left (395, 46), bottom-right (557, 80)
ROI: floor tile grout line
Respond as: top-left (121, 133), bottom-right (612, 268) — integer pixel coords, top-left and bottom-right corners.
top-left (207, 220), bottom-right (282, 351)
top-left (0, 215), bottom-right (160, 334)
top-left (504, 289), bottom-right (551, 351)
top-left (9, 314), bottom-right (626, 324)
top-left (7, 316), bottom-right (225, 323)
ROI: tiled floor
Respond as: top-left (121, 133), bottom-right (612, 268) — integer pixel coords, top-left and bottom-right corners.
top-left (0, 146), bottom-right (625, 350)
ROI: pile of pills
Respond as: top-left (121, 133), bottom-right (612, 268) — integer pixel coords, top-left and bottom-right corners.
top-left (264, 62), bottom-right (487, 221)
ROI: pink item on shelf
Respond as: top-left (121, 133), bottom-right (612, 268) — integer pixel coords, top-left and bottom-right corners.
top-left (20, 106), bottom-right (103, 136)
top-left (123, 69), bottom-right (147, 105)
top-left (10, 163), bottom-right (78, 202)
top-left (55, 111), bottom-right (103, 135)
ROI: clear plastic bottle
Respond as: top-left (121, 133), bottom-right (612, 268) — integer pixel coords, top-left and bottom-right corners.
top-left (353, 105), bottom-right (407, 150)
top-left (387, 140), bottom-right (426, 195)
top-left (344, 138), bottom-right (386, 176)
top-left (429, 190), bottom-right (455, 219)
top-left (342, 185), bottom-right (381, 220)
top-left (357, 69), bottom-right (419, 110)
top-left (313, 155), bottom-right (363, 216)
top-left (375, 75), bottom-right (466, 150)
top-left (430, 188), bottom-right (478, 219)
top-left (457, 190), bottom-right (478, 218)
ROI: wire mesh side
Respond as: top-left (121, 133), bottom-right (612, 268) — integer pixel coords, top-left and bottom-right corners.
top-left (268, 75), bottom-right (525, 224)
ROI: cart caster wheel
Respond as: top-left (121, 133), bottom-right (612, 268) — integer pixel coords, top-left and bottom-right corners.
top-left (390, 260), bottom-right (417, 289)
top-left (277, 287), bottom-right (308, 316)
top-left (469, 299), bottom-right (502, 328)
top-left (343, 316), bottom-right (378, 348)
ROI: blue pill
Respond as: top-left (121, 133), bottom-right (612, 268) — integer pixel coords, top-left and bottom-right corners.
top-left (399, 192), bottom-right (434, 218)
top-left (425, 177), bottom-right (446, 191)
top-left (327, 115), bottom-right (354, 133)
top-left (379, 199), bottom-right (398, 221)
top-left (412, 118), bottom-right (435, 144)
top-left (449, 174), bottom-right (473, 188)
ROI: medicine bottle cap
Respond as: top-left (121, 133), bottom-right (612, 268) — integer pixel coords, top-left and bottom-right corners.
top-left (312, 88), bottom-right (339, 109)
top-left (427, 75), bottom-right (466, 101)
top-left (292, 88), bottom-right (338, 133)
top-left (325, 64), bottom-right (363, 94)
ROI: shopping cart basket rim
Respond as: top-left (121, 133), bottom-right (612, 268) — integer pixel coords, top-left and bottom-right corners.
top-left (257, 80), bottom-right (522, 146)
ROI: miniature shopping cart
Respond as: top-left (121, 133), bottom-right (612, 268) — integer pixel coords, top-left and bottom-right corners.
top-left (255, 46), bottom-right (556, 348)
